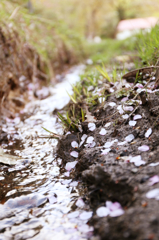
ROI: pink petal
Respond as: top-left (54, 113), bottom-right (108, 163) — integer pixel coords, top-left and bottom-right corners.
top-left (70, 151), bottom-right (79, 158)
top-left (138, 145), bottom-right (149, 152)
top-left (48, 196), bottom-right (57, 204)
top-left (133, 114), bottom-right (142, 120)
top-left (65, 161), bottom-right (77, 171)
top-left (67, 211), bottom-right (80, 219)
top-left (121, 97), bottom-right (128, 102)
top-left (109, 202), bottom-right (122, 211)
top-left (135, 83), bottom-right (143, 88)
top-left (70, 181), bottom-right (78, 187)
top-left (148, 175), bottom-right (159, 186)
top-left (145, 128), bottom-right (152, 138)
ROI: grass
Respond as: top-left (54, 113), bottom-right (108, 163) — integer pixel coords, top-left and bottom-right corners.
top-left (136, 24), bottom-right (159, 66)
top-left (0, 0), bottom-right (85, 78)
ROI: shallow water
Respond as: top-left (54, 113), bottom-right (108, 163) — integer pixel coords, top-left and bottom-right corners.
top-left (0, 65), bottom-right (93, 240)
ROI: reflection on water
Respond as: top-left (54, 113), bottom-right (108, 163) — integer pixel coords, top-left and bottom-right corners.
top-left (0, 66), bottom-right (94, 240)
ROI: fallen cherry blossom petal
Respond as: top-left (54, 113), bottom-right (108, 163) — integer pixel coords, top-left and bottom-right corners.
top-left (64, 172), bottom-right (70, 177)
top-left (138, 145), bottom-right (149, 152)
top-left (118, 141), bottom-right (127, 146)
top-left (86, 136), bottom-right (94, 144)
top-left (71, 141), bottom-right (79, 148)
top-left (88, 123), bottom-right (96, 131)
top-left (121, 97), bottom-right (128, 102)
top-left (96, 207), bottom-right (110, 217)
top-left (145, 128), bottom-right (152, 138)
top-left (70, 151), bottom-right (79, 158)
top-left (109, 208), bottom-right (124, 217)
top-left (123, 106), bottom-right (134, 112)
top-left (81, 134), bottom-right (88, 141)
top-left (109, 88), bottom-right (114, 93)
top-left (130, 155), bottom-right (146, 167)
top-left (76, 198), bottom-right (85, 208)
top-left (78, 224), bottom-right (94, 233)
top-left (125, 134), bottom-right (134, 142)
top-left (135, 83), bottom-right (143, 88)
top-left (129, 120), bottom-right (136, 126)
top-left (117, 105), bottom-right (124, 114)
top-left (99, 128), bottom-right (107, 135)
top-left (67, 211), bottom-right (80, 219)
top-left (133, 114), bottom-right (142, 120)
top-left (104, 122), bottom-right (111, 128)
top-left (109, 102), bottom-right (116, 107)
top-left (148, 175), bottom-right (159, 186)
top-left (122, 114), bottom-right (129, 119)
top-left (85, 141), bottom-right (96, 148)
top-left (109, 202), bottom-right (122, 211)
top-left (65, 161), bottom-right (78, 171)
top-left (48, 196), bottom-right (57, 204)
top-left (146, 188), bottom-right (159, 199)
top-left (101, 148), bottom-right (111, 155)
top-left (149, 162), bottom-right (159, 167)
top-left (79, 211), bottom-right (93, 220)
top-left (70, 181), bottom-right (78, 187)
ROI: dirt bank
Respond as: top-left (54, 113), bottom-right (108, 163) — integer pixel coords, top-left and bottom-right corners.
top-left (57, 70), bottom-right (159, 240)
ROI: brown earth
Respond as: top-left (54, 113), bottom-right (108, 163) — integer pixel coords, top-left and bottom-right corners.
top-left (57, 77), bottom-right (159, 240)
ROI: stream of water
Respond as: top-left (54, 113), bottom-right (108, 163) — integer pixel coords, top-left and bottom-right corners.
top-left (0, 65), bottom-right (94, 240)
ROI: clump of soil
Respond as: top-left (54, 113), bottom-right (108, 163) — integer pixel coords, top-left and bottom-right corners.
top-left (0, 25), bottom-right (48, 119)
top-left (57, 72), bottom-right (159, 240)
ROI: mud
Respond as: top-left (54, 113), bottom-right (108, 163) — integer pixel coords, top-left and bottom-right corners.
top-left (57, 74), bottom-right (159, 240)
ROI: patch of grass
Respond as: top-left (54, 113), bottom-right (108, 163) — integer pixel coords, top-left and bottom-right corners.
top-left (136, 25), bottom-right (159, 66)
top-left (0, 0), bottom-right (85, 77)
top-left (85, 38), bottom-right (137, 65)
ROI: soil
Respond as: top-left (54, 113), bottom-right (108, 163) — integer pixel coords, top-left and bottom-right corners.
top-left (57, 76), bottom-right (159, 240)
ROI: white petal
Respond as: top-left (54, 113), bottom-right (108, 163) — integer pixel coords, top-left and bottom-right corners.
top-left (65, 161), bottom-right (78, 171)
top-left (134, 160), bottom-right (146, 167)
top-left (133, 114), bottom-right (142, 120)
top-left (109, 102), bottom-right (116, 107)
top-left (109, 209), bottom-right (124, 217)
top-left (79, 211), bottom-right (93, 220)
top-left (70, 151), bottom-right (79, 158)
top-left (117, 105), bottom-right (124, 114)
top-left (125, 134), bottom-right (134, 142)
top-left (99, 128), bottom-right (107, 135)
top-left (149, 162), bottom-right (159, 167)
top-left (118, 141), bottom-right (127, 146)
top-left (96, 207), bottom-right (110, 217)
top-left (146, 188), bottom-right (159, 199)
top-left (86, 136), bottom-right (94, 144)
top-left (122, 114), bottom-right (129, 119)
top-left (138, 145), bottom-right (149, 152)
top-left (71, 141), bottom-right (79, 148)
top-left (81, 134), bottom-right (88, 141)
top-left (129, 120), bottom-right (136, 126)
top-left (88, 123), bottom-right (96, 131)
top-left (121, 97), bottom-right (128, 102)
top-left (123, 106), bottom-right (134, 111)
top-left (101, 148), bottom-right (111, 155)
top-left (76, 198), bottom-right (85, 208)
top-left (145, 128), bottom-right (152, 138)
top-left (104, 122), bottom-right (111, 128)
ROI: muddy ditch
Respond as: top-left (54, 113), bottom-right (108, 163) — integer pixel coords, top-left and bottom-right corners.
top-left (57, 70), bottom-right (159, 240)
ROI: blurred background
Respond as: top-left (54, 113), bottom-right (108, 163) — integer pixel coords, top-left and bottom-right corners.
top-left (1, 0), bottom-right (159, 77)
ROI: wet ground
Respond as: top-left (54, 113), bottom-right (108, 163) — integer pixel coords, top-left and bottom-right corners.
top-left (0, 66), bottom-right (95, 240)
top-left (57, 70), bottom-right (159, 240)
